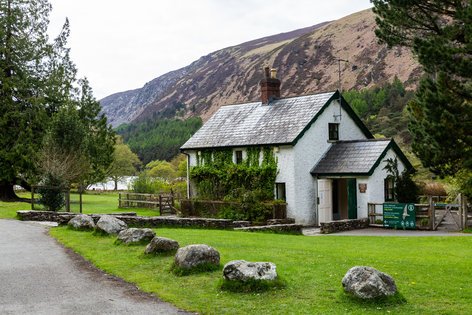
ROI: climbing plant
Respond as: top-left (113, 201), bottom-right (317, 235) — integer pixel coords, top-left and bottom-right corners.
top-left (190, 147), bottom-right (278, 217)
top-left (384, 158), bottom-right (419, 203)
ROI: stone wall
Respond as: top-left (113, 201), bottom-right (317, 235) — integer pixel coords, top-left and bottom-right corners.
top-left (320, 218), bottom-right (369, 234)
top-left (17, 210), bottom-right (76, 225)
top-left (234, 224), bottom-right (303, 234)
top-left (16, 210), bottom-right (250, 230)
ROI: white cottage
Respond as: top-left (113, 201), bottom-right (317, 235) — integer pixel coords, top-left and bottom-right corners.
top-left (180, 68), bottom-right (413, 225)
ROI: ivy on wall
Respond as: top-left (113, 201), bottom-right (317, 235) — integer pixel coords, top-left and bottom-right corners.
top-left (190, 147), bottom-right (278, 202)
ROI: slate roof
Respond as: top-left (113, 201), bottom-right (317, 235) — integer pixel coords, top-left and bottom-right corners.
top-left (181, 91), bottom-right (338, 150)
top-left (311, 139), bottom-right (399, 175)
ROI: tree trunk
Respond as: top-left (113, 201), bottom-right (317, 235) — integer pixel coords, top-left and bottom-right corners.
top-left (0, 181), bottom-right (20, 201)
top-left (17, 178), bottom-right (32, 192)
top-left (114, 179), bottom-right (118, 191)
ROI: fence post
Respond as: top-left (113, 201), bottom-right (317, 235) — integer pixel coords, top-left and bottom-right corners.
top-left (79, 189), bottom-right (83, 214)
top-left (31, 186), bottom-right (35, 210)
top-left (65, 189), bottom-right (70, 212)
top-left (427, 196), bottom-right (431, 229)
top-left (462, 194), bottom-right (468, 229)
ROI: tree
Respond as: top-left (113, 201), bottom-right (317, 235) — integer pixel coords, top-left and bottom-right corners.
top-left (0, 1), bottom-right (115, 200)
top-left (170, 154), bottom-right (188, 178)
top-left (372, 1), bottom-right (472, 194)
top-left (146, 160), bottom-right (176, 181)
top-left (0, 0), bottom-right (78, 200)
top-left (75, 79), bottom-right (116, 188)
top-left (39, 80), bottom-right (116, 191)
top-left (108, 137), bottom-right (141, 190)
top-left (38, 106), bottom-right (89, 185)
top-left (384, 158), bottom-right (419, 203)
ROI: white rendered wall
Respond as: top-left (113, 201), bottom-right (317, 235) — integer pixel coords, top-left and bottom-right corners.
top-left (290, 100), bottom-right (369, 225)
top-left (274, 145), bottom-right (296, 218)
top-left (184, 100), bottom-right (383, 224)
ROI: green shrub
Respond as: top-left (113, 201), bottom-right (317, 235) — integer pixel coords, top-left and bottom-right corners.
top-left (37, 174), bottom-right (65, 212)
top-left (132, 172), bottom-right (186, 197)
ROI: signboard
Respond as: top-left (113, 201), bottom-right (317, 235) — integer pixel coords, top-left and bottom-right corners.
top-left (383, 203), bottom-right (416, 229)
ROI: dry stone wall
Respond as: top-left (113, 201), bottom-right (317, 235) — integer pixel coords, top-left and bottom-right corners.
top-left (320, 218), bottom-right (369, 234)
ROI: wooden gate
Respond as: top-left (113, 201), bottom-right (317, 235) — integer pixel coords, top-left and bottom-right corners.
top-left (158, 194), bottom-right (176, 216)
top-left (433, 194), bottom-right (469, 231)
top-left (368, 194), bottom-right (471, 231)
top-left (119, 192), bottom-right (177, 216)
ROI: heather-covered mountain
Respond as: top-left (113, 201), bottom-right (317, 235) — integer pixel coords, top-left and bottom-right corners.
top-left (101, 9), bottom-right (421, 127)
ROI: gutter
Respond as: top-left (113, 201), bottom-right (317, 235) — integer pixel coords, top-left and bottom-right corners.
top-left (181, 151), bottom-right (191, 199)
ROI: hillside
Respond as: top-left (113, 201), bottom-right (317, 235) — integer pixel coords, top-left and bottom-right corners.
top-left (101, 9), bottom-right (421, 127)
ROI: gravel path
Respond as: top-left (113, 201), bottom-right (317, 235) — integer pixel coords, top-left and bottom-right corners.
top-left (0, 219), bottom-right (191, 315)
top-left (302, 227), bottom-right (472, 236)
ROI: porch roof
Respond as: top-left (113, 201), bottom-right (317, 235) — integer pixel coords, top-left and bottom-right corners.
top-left (310, 139), bottom-right (413, 176)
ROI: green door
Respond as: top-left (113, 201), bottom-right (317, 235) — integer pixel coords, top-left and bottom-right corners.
top-left (347, 179), bottom-right (357, 219)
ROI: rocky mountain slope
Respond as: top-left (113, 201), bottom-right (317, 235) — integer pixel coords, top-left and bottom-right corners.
top-left (101, 9), bottom-right (421, 127)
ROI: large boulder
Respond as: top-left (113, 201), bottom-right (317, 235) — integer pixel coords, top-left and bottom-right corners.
top-left (174, 244), bottom-right (220, 270)
top-left (342, 266), bottom-right (397, 299)
top-left (145, 236), bottom-right (179, 254)
top-left (223, 260), bottom-right (277, 282)
top-left (117, 228), bottom-right (156, 245)
top-left (68, 214), bottom-right (95, 230)
top-left (95, 215), bottom-right (127, 235)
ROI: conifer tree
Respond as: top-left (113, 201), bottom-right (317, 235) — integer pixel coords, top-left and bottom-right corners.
top-left (0, 0), bottom-right (115, 200)
top-left (372, 0), bottom-right (472, 194)
top-left (0, 0), bottom-right (60, 200)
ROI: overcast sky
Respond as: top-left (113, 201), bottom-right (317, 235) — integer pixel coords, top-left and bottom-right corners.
top-left (48, 1), bottom-right (373, 99)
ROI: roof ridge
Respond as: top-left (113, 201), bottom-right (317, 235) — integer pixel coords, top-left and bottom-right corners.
top-left (221, 90), bottom-right (336, 107)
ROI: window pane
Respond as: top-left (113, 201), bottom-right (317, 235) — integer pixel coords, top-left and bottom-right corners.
top-left (235, 150), bottom-right (243, 164)
top-left (276, 183), bottom-right (286, 201)
top-left (384, 178), bottom-right (394, 201)
top-left (329, 123), bottom-right (339, 141)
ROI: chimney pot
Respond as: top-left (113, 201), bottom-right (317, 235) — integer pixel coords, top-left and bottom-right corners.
top-left (260, 66), bottom-right (281, 104)
top-left (264, 66), bottom-right (270, 78)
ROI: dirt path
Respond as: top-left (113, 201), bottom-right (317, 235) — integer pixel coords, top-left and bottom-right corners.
top-left (0, 219), bottom-right (191, 315)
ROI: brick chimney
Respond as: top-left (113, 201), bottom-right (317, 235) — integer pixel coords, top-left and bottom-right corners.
top-left (260, 66), bottom-right (280, 104)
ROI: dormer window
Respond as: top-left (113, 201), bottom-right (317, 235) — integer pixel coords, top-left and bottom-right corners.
top-left (329, 123), bottom-right (339, 141)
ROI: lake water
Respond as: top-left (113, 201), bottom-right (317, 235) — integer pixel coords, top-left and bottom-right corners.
top-left (88, 176), bottom-right (137, 191)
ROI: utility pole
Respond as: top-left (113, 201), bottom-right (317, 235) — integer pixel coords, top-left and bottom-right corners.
top-left (334, 58), bottom-right (349, 121)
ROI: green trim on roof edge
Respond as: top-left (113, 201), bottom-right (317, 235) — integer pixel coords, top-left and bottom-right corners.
top-left (311, 139), bottom-right (414, 177)
top-left (366, 139), bottom-right (414, 175)
top-left (291, 90), bottom-right (374, 145)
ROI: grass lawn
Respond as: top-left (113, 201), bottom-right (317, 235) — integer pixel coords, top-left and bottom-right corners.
top-left (51, 227), bottom-right (472, 314)
top-left (0, 192), bottom-right (160, 219)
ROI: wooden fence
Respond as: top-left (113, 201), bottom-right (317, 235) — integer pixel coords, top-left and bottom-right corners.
top-left (368, 194), bottom-right (470, 230)
top-left (118, 192), bottom-right (176, 215)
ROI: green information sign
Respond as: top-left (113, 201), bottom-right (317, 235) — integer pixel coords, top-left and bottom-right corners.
top-left (383, 203), bottom-right (416, 229)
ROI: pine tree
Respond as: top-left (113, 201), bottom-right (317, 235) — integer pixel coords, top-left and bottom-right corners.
top-left (372, 0), bottom-right (472, 194)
